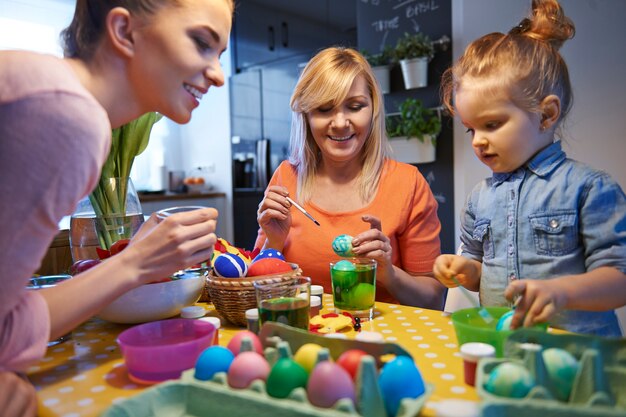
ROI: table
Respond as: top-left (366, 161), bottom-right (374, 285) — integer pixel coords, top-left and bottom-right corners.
top-left (28, 295), bottom-right (480, 417)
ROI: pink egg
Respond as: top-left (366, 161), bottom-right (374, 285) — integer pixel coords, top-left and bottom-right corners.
top-left (226, 330), bottom-right (263, 355)
top-left (307, 361), bottom-right (356, 408)
top-left (227, 351), bottom-right (270, 389)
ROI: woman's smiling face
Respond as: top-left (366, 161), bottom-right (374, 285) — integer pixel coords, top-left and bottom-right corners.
top-left (128, 0), bottom-right (232, 123)
top-left (306, 75), bottom-right (373, 164)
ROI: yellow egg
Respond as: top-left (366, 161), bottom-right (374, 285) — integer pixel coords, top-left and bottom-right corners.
top-left (293, 343), bottom-right (324, 373)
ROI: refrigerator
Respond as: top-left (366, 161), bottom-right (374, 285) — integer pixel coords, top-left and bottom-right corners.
top-left (230, 55), bottom-right (305, 250)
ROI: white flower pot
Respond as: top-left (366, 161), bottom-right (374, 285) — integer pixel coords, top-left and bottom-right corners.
top-left (400, 57), bottom-right (428, 89)
top-left (372, 65), bottom-right (391, 94)
top-left (389, 135), bottom-right (436, 164)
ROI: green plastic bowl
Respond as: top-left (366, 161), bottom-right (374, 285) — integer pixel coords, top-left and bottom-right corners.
top-left (451, 307), bottom-right (547, 357)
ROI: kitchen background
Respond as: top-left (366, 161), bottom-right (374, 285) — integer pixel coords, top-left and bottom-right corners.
top-left (2, 0), bottom-right (625, 256)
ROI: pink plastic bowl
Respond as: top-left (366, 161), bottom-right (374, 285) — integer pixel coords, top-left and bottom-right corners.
top-left (117, 318), bottom-right (216, 384)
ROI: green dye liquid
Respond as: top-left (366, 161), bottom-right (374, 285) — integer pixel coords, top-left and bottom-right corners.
top-left (258, 297), bottom-right (309, 330)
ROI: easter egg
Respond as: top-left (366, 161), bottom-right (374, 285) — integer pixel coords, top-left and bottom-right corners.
top-left (346, 283), bottom-right (376, 310)
top-left (266, 358), bottom-right (309, 398)
top-left (307, 361), bottom-right (356, 408)
top-left (378, 355), bottom-right (426, 417)
top-left (194, 346), bottom-right (235, 381)
top-left (484, 362), bottom-right (535, 398)
top-left (247, 258), bottom-right (292, 277)
top-left (336, 349), bottom-right (369, 380)
top-left (226, 330), bottom-right (263, 355)
top-left (496, 310), bottom-right (514, 331)
top-left (332, 234), bottom-right (355, 257)
top-left (252, 248), bottom-right (285, 263)
top-left (214, 253), bottom-right (248, 278)
top-left (293, 343), bottom-right (325, 373)
top-left (331, 260), bottom-right (357, 288)
top-left (542, 348), bottom-right (579, 401)
top-left (227, 351), bottom-right (270, 389)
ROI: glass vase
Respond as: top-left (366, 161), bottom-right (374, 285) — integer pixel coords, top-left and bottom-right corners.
top-left (70, 177), bottom-right (144, 262)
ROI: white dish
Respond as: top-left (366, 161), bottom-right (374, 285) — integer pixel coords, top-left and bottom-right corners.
top-left (97, 275), bottom-right (204, 324)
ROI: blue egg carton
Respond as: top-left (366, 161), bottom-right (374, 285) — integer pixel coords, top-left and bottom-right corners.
top-left (475, 329), bottom-right (626, 417)
top-left (103, 323), bottom-right (432, 417)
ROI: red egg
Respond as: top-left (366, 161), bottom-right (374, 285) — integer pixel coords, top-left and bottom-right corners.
top-left (336, 349), bottom-right (369, 380)
top-left (247, 258), bottom-right (292, 277)
top-left (226, 330), bottom-right (263, 355)
top-left (307, 361), bottom-right (356, 408)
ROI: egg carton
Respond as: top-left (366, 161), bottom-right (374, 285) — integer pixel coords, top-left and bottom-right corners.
top-left (103, 323), bottom-right (432, 417)
top-left (475, 329), bottom-right (626, 417)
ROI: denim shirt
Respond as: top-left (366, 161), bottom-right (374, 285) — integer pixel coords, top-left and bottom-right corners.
top-left (461, 141), bottom-right (626, 336)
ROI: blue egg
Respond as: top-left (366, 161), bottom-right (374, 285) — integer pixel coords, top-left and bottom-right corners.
top-left (194, 346), bottom-right (235, 381)
top-left (378, 356), bottom-right (425, 417)
top-left (332, 234), bottom-right (355, 257)
top-left (496, 310), bottom-right (514, 331)
top-left (213, 253), bottom-right (248, 278)
top-left (484, 362), bottom-right (535, 398)
top-left (252, 248), bottom-right (285, 263)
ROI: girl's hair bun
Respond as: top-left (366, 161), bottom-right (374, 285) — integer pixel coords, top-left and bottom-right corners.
top-left (509, 0), bottom-right (575, 50)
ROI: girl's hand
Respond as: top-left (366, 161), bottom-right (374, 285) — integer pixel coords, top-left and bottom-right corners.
top-left (122, 207), bottom-right (218, 284)
top-left (0, 372), bottom-right (37, 417)
top-left (257, 186), bottom-right (291, 247)
top-left (352, 215), bottom-right (392, 269)
top-left (433, 254), bottom-right (476, 288)
top-left (504, 279), bottom-right (566, 329)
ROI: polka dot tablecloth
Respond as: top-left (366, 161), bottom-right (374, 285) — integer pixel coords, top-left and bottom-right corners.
top-left (28, 296), bottom-right (479, 417)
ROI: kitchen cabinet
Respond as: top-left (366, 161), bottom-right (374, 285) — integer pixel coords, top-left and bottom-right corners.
top-left (232, 0), bottom-right (356, 72)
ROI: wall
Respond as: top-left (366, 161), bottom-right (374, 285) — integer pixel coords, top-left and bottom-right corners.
top-left (451, 0), bottom-right (626, 329)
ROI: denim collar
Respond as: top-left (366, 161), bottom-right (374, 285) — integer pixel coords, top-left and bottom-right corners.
top-left (491, 141), bottom-right (566, 187)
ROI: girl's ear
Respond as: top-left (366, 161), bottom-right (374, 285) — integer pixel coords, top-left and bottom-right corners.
top-left (539, 95), bottom-right (561, 131)
top-left (105, 7), bottom-right (135, 58)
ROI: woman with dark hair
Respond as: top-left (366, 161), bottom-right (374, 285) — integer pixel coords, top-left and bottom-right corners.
top-left (0, 1), bottom-right (233, 414)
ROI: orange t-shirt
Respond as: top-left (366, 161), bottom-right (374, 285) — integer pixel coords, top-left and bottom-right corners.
top-left (255, 159), bottom-right (441, 303)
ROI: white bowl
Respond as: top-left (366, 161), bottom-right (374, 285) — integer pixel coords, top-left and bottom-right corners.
top-left (97, 275), bottom-right (205, 324)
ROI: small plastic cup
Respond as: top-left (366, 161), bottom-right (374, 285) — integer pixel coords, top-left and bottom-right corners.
top-left (310, 295), bottom-right (321, 317)
top-left (460, 342), bottom-right (496, 386)
top-left (200, 316), bottom-right (221, 345)
top-left (245, 308), bottom-right (260, 334)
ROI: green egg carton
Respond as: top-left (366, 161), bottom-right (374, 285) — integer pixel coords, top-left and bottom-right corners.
top-left (103, 323), bottom-right (433, 417)
top-left (475, 329), bottom-right (626, 417)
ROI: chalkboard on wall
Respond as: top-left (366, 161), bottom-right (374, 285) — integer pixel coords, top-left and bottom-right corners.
top-left (357, 0), bottom-right (455, 255)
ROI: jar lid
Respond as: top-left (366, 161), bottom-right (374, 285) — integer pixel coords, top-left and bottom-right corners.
top-left (459, 342), bottom-right (495, 361)
top-left (310, 296), bottom-right (321, 307)
top-left (355, 331), bottom-right (384, 343)
top-left (200, 316), bottom-right (221, 329)
top-left (245, 308), bottom-right (259, 319)
top-left (181, 305), bottom-right (206, 319)
top-left (310, 285), bottom-right (324, 296)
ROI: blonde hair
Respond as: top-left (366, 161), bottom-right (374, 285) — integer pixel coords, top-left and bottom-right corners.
top-left (289, 47), bottom-right (389, 203)
top-left (441, 0), bottom-right (575, 125)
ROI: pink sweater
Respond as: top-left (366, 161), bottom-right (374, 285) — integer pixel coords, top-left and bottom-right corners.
top-left (0, 51), bottom-right (110, 371)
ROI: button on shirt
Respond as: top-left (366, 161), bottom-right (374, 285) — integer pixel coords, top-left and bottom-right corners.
top-left (460, 141), bottom-right (626, 336)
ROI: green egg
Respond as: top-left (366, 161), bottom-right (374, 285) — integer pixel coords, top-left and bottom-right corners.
top-left (266, 358), bottom-right (309, 399)
top-left (542, 348), bottom-right (579, 401)
top-left (484, 362), bottom-right (535, 398)
top-left (347, 283), bottom-right (376, 310)
top-left (331, 260), bottom-right (357, 288)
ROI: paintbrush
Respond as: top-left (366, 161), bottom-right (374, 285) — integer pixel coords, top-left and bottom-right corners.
top-left (286, 196), bottom-right (320, 226)
top-left (451, 275), bottom-right (494, 324)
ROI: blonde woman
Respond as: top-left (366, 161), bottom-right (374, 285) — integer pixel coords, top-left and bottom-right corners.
top-left (256, 47), bottom-right (445, 309)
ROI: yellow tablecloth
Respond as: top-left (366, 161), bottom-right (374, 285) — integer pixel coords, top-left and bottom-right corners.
top-left (28, 295), bottom-right (479, 417)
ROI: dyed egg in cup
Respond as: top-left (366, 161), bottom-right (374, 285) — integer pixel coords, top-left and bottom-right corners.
top-left (330, 258), bottom-right (377, 321)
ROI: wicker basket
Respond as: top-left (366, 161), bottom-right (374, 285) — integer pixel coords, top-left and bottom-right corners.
top-left (207, 263), bottom-right (302, 326)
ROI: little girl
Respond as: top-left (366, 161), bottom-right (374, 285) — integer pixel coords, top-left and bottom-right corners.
top-left (434, 0), bottom-right (626, 336)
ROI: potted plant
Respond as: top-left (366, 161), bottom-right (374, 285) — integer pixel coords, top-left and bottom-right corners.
top-left (393, 32), bottom-right (434, 89)
top-left (362, 46), bottom-right (394, 94)
top-left (386, 98), bottom-right (441, 164)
